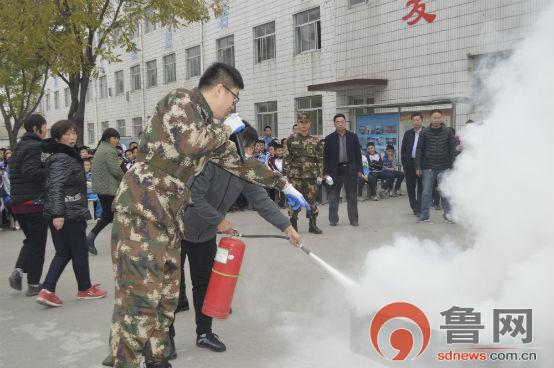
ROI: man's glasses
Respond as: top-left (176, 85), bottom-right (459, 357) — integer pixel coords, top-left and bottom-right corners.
top-left (223, 85), bottom-right (240, 104)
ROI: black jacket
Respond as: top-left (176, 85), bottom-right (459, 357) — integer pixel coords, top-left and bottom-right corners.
top-left (415, 125), bottom-right (456, 171)
top-left (183, 162), bottom-right (290, 242)
top-left (323, 131), bottom-right (363, 179)
top-left (400, 128), bottom-right (422, 167)
top-left (9, 132), bottom-right (46, 205)
top-left (42, 139), bottom-right (90, 220)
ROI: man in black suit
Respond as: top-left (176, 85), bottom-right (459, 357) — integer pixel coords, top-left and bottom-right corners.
top-left (323, 114), bottom-right (363, 226)
top-left (401, 112), bottom-right (424, 215)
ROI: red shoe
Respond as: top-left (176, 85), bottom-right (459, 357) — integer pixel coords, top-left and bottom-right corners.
top-left (36, 289), bottom-right (63, 307)
top-left (77, 284), bottom-right (107, 300)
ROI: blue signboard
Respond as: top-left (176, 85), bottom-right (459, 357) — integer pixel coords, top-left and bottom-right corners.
top-left (356, 114), bottom-right (400, 155)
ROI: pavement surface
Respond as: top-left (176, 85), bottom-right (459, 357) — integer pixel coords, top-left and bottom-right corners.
top-left (0, 194), bottom-right (463, 368)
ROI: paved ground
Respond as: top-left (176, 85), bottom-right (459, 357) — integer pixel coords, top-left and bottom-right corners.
top-left (0, 195), bottom-right (462, 368)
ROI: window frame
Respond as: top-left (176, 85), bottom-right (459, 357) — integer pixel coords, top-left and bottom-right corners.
top-left (146, 59), bottom-right (158, 88)
top-left (254, 21), bottom-right (276, 63)
top-left (115, 70), bottom-right (124, 95)
top-left (216, 35), bottom-right (235, 66)
top-left (130, 65), bottom-right (141, 91)
top-left (163, 53), bottom-right (176, 84)
top-left (255, 101), bottom-right (278, 136)
top-left (132, 117), bottom-right (143, 137)
top-left (99, 75), bottom-right (108, 99)
top-left (186, 46), bottom-right (201, 79)
top-left (116, 119), bottom-right (127, 137)
top-left (295, 95), bottom-right (323, 136)
top-left (294, 7), bottom-right (322, 55)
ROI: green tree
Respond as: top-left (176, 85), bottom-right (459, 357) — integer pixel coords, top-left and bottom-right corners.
top-left (2, 0), bottom-right (225, 145)
top-left (0, 1), bottom-right (50, 147)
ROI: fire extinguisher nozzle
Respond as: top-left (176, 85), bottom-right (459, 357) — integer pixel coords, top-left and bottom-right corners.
top-left (299, 245), bottom-right (311, 255)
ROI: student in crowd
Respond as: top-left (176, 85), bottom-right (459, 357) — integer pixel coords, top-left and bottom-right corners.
top-left (86, 128), bottom-right (124, 255)
top-left (382, 145), bottom-right (405, 197)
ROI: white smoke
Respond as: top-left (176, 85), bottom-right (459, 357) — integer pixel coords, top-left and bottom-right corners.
top-left (347, 2), bottom-right (554, 364)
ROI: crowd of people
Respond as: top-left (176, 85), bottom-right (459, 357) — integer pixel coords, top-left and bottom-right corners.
top-left (2, 62), bottom-right (459, 368)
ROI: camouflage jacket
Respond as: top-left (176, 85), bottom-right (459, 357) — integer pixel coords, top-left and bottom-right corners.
top-left (113, 88), bottom-right (287, 235)
top-left (283, 133), bottom-right (323, 179)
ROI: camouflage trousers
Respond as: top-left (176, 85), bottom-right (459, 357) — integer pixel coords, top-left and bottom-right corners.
top-left (288, 177), bottom-right (319, 218)
top-left (109, 211), bottom-right (181, 368)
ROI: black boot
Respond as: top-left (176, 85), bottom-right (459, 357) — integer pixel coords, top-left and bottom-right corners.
top-left (290, 217), bottom-right (298, 232)
top-left (145, 360), bottom-right (172, 368)
top-left (87, 232), bottom-right (98, 255)
top-left (308, 216), bottom-right (322, 234)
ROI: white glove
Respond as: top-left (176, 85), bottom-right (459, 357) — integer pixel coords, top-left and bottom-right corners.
top-left (316, 177), bottom-right (323, 185)
top-left (223, 113), bottom-right (245, 134)
top-left (325, 176), bottom-right (334, 186)
top-left (283, 184), bottom-right (310, 212)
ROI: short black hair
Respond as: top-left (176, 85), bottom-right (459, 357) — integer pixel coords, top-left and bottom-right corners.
top-left (101, 128), bottom-right (120, 142)
top-left (256, 139), bottom-right (265, 144)
top-left (264, 125), bottom-right (272, 131)
top-left (333, 113), bottom-right (346, 122)
top-left (386, 144), bottom-right (395, 151)
top-left (124, 149), bottom-right (133, 154)
top-left (23, 113), bottom-right (47, 133)
top-left (274, 143), bottom-right (283, 149)
top-left (131, 146), bottom-right (138, 152)
top-left (411, 112), bottom-right (424, 120)
top-left (129, 141), bottom-right (138, 146)
top-left (198, 62), bottom-right (244, 91)
top-left (367, 142), bottom-right (375, 147)
top-left (268, 141), bottom-right (278, 149)
top-left (430, 109), bottom-right (443, 116)
top-left (79, 146), bottom-right (89, 152)
top-left (50, 120), bottom-right (77, 141)
top-left (240, 126), bottom-right (259, 148)
top-left (281, 138), bottom-right (287, 145)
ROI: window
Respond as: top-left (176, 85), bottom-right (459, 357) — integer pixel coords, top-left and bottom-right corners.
top-left (45, 94), bottom-right (50, 111)
top-left (144, 16), bottom-right (157, 34)
top-left (186, 46), bottom-right (201, 79)
top-left (295, 95), bottom-right (323, 136)
top-left (117, 119), bottom-right (127, 136)
top-left (254, 22), bottom-right (276, 63)
top-left (146, 60), bottom-right (157, 88)
top-left (99, 75), bottom-right (108, 99)
top-left (100, 121), bottom-right (109, 132)
top-left (164, 29), bottom-right (172, 49)
top-left (115, 70), bottom-right (124, 95)
top-left (54, 91), bottom-right (60, 109)
top-left (216, 35), bottom-right (235, 66)
top-left (132, 117), bottom-right (143, 137)
top-left (294, 7), bottom-right (321, 54)
top-left (349, 0), bottom-right (367, 5)
top-left (163, 54), bottom-right (176, 84)
top-left (130, 65), bottom-right (141, 91)
top-left (87, 123), bottom-right (95, 144)
top-left (64, 88), bottom-right (70, 107)
top-left (256, 101), bottom-right (278, 135)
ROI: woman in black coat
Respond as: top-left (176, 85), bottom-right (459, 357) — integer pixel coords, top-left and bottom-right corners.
top-left (36, 120), bottom-right (107, 307)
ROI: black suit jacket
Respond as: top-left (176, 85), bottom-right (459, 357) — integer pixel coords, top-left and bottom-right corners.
top-left (401, 128), bottom-right (418, 167)
top-left (323, 131), bottom-right (362, 179)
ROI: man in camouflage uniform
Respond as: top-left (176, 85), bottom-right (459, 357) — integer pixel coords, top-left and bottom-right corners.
top-left (284, 113), bottom-right (324, 234)
top-left (108, 63), bottom-right (308, 368)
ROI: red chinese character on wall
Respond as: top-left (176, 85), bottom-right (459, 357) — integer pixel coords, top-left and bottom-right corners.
top-left (402, 0), bottom-right (437, 25)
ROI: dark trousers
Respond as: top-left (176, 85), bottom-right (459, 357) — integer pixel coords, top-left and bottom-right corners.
top-left (383, 170), bottom-right (405, 190)
top-left (328, 165), bottom-right (358, 224)
top-left (403, 159), bottom-right (423, 212)
top-left (43, 219), bottom-right (91, 292)
top-left (173, 237), bottom-right (217, 336)
top-left (14, 212), bottom-right (48, 285)
top-left (89, 194), bottom-right (114, 236)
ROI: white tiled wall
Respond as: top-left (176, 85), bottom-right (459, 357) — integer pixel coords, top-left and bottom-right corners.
top-left (40, 0), bottom-right (548, 144)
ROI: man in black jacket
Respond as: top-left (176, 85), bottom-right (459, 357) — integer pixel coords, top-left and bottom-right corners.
top-left (8, 114), bottom-right (49, 296)
top-left (415, 110), bottom-right (456, 223)
top-left (323, 114), bottom-right (363, 226)
top-left (401, 112), bottom-right (424, 215)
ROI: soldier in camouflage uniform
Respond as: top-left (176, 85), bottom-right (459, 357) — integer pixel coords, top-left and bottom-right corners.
top-left (284, 113), bottom-right (324, 234)
top-left (107, 63), bottom-right (307, 368)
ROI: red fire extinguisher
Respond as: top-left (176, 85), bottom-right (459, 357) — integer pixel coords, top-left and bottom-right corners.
top-left (202, 237), bottom-right (246, 319)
